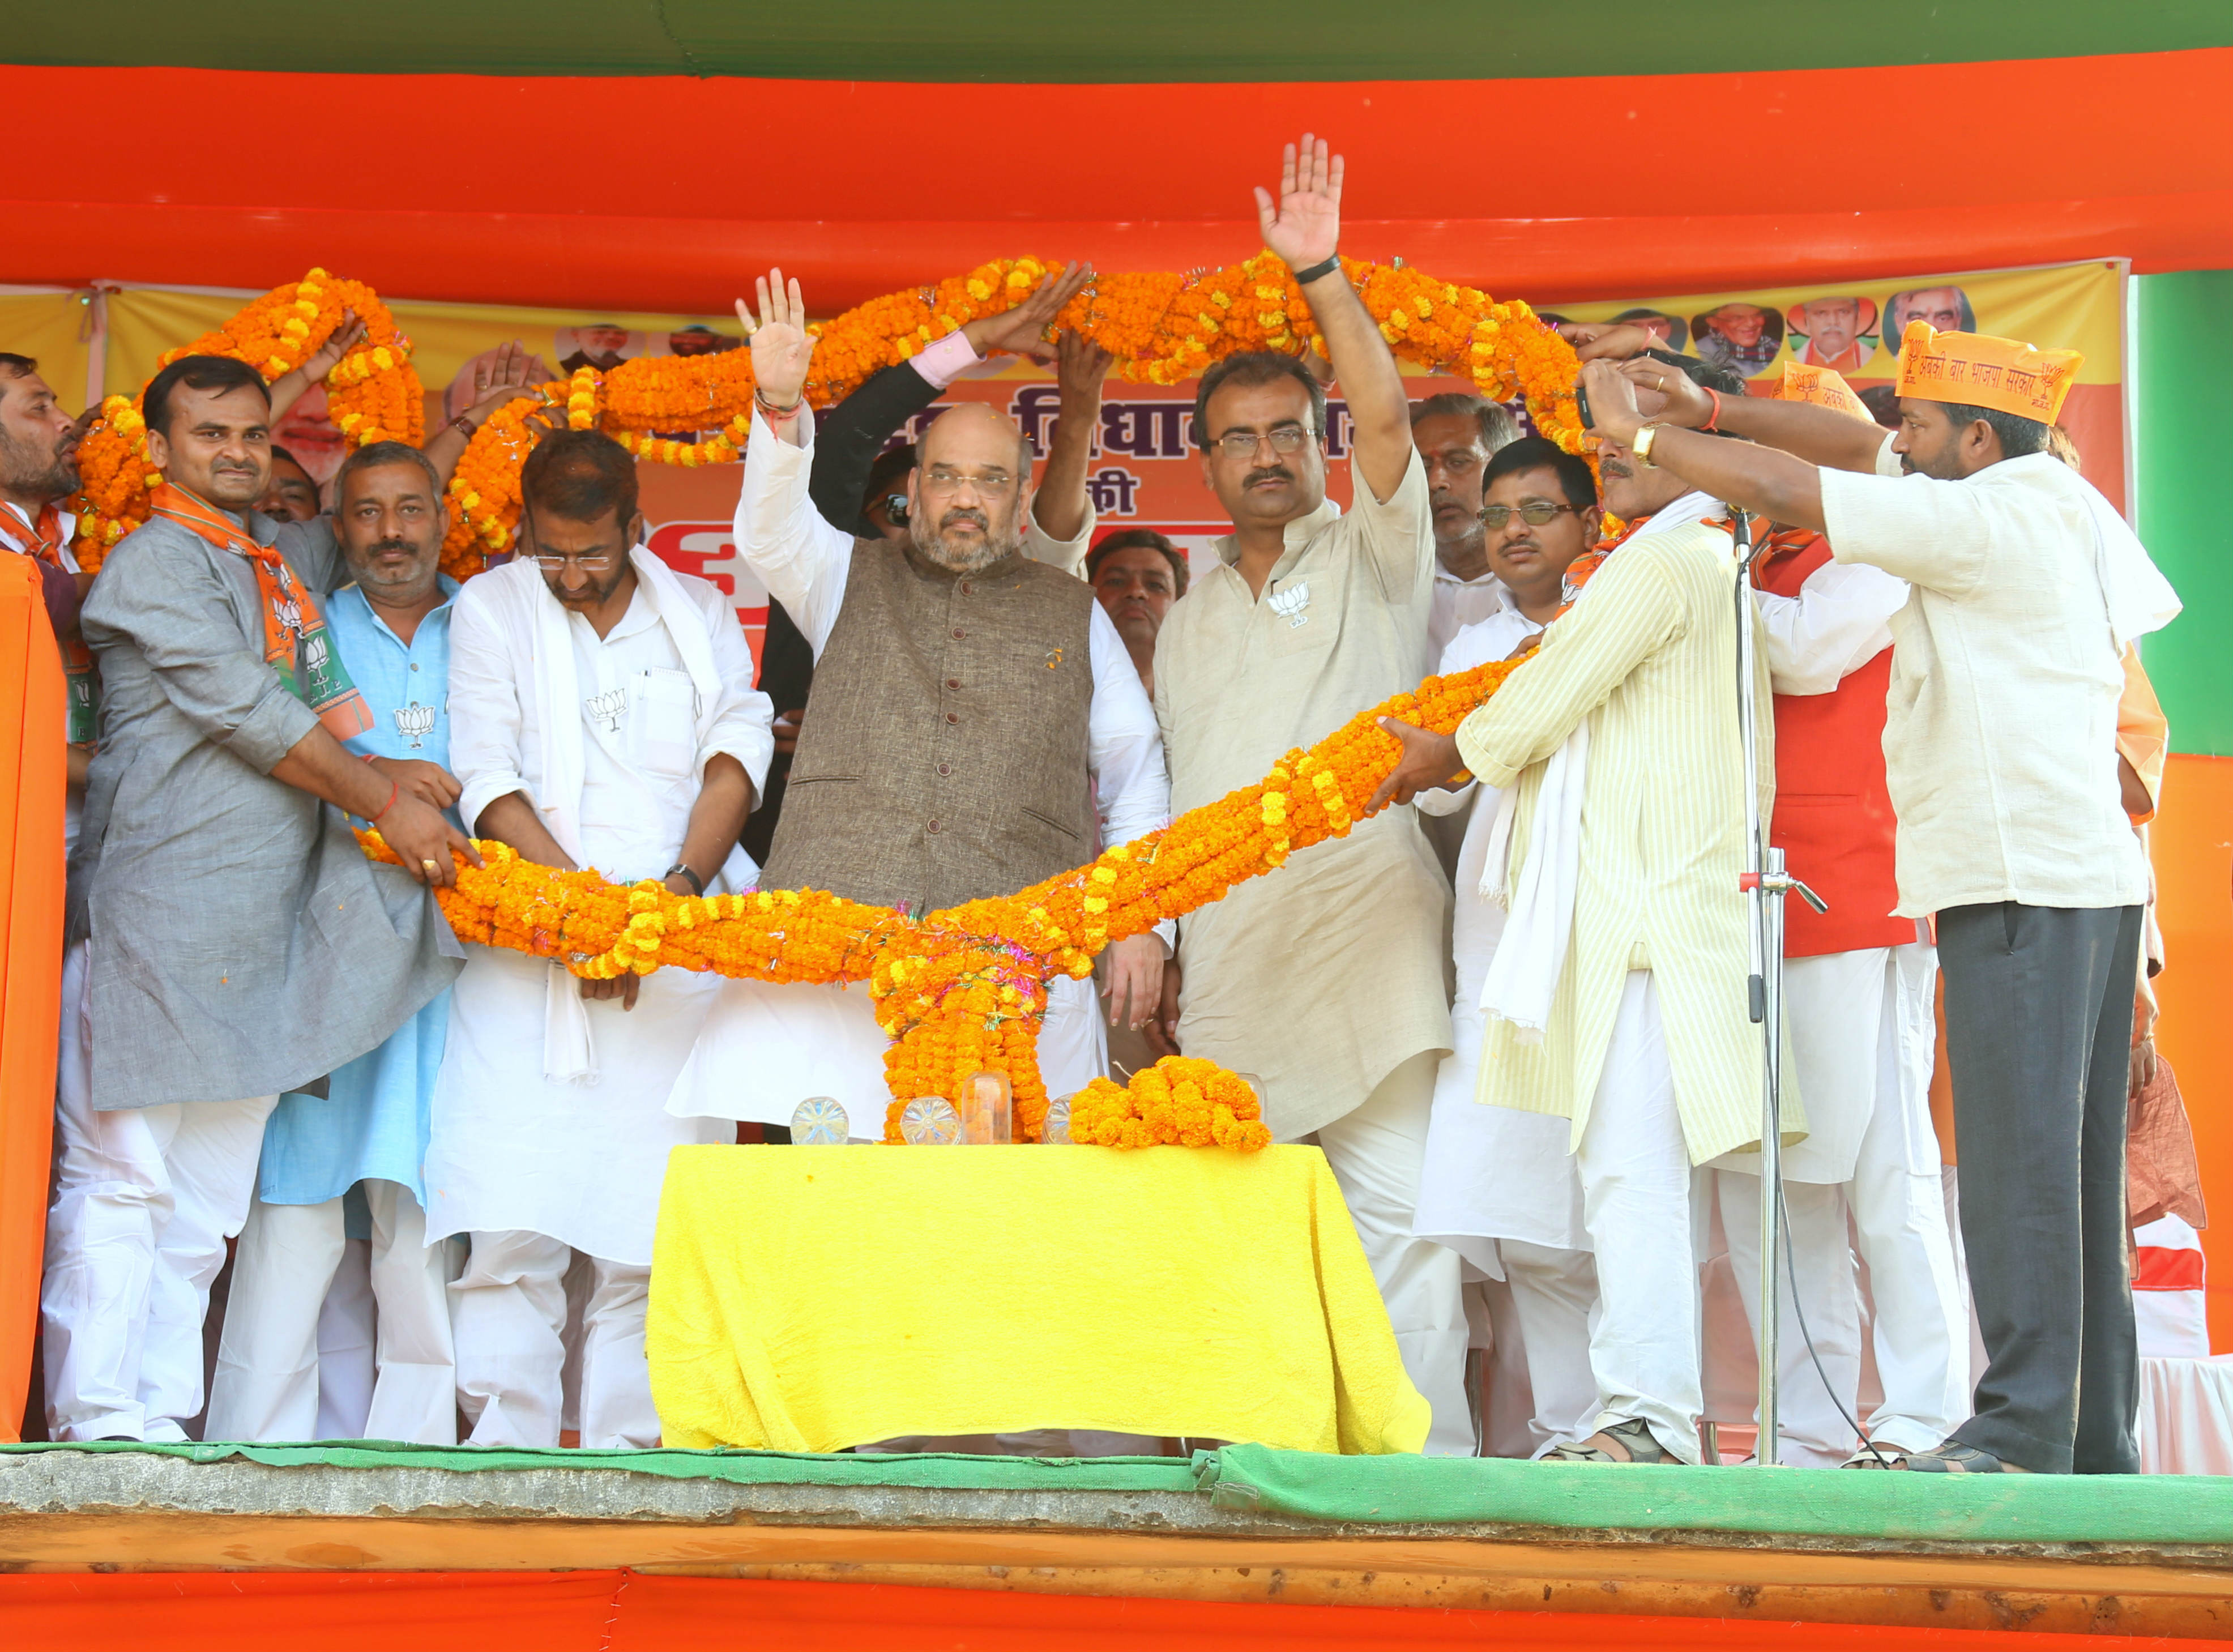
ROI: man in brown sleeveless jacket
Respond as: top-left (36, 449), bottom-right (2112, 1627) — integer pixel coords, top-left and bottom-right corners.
top-left (667, 270), bottom-right (1172, 1141)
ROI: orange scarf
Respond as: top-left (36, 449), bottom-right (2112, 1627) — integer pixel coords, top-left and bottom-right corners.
top-left (3, 501), bottom-right (101, 743)
top-left (149, 484), bottom-right (373, 741)
top-left (0, 501), bottom-right (65, 566)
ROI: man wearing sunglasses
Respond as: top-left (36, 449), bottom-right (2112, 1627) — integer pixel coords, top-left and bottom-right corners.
top-left (1150, 136), bottom-right (1470, 1453)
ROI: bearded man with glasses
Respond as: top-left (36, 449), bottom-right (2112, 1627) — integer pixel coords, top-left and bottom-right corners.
top-left (668, 266), bottom-right (1173, 1249)
top-left (1147, 136), bottom-right (1471, 1454)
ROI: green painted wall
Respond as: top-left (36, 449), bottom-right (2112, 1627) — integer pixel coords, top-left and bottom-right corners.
top-left (2136, 270), bottom-right (2233, 757)
top-left (6, 1), bottom-right (2232, 82)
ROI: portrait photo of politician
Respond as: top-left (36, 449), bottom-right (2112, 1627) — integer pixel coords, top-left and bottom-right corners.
top-left (1784, 295), bottom-right (1878, 372)
top-left (1884, 285), bottom-right (1976, 351)
top-left (1611, 308), bottom-right (1688, 352)
top-left (1689, 301), bottom-right (1783, 376)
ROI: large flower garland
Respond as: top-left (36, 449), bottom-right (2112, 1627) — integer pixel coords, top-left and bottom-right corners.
top-left (435, 252), bottom-right (1582, 578)
top-left (362, 655), bottom-right (1519, 1138)
top-left (68, 271), bottom-right (423, 570)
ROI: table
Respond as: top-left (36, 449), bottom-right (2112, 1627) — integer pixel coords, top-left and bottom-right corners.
top-left (646, 1144), bottom-right (1428, 1455)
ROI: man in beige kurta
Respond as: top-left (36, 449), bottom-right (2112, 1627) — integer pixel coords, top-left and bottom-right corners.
top-left (1152, 136), bottom-right (1465, 1452)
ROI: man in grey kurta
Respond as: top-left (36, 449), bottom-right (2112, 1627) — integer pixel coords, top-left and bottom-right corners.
top-left (40, 355), bottom-right (464, 1442)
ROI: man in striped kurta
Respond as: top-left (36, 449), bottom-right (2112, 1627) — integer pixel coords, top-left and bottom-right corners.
top-left (1375, 361), bottom-right (1778, 1465)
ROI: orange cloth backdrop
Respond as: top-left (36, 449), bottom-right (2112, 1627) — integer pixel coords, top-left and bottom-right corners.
top-left (0, 554), bottom-right (66, 1441)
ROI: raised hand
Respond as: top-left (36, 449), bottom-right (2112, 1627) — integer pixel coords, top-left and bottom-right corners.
top-left (961, 261), bottom-right (1093, 362)
top-left (737, 270), bottom-right (816, 408)
top-left (468, 339), bottom-right (543, 414)
top-left (1615, 356), bottom-right (1715, 430)
top-left (305, 309), bottom-right (369, 380)
top-left (1054, 328), bottom-right (1113, 410)
top-left (1255, 134), bottom-right (1343, 271)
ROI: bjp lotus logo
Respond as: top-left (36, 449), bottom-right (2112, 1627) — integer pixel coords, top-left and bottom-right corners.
top-left (584, 688), bottom-right (628, 735)
top-left (393, 702), bottom-right (436, 751)
top-left (1268, 581), bottom-right (1312, 629)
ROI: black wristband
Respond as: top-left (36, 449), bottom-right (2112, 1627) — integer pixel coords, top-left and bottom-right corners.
top-left (1288, 253), bottom-right (1343, 285)
top-left (663, 862), bottom-right (705, 896)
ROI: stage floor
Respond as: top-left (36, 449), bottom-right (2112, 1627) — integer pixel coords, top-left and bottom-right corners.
top-left (4, 1442), bottom-right (2233, 1640)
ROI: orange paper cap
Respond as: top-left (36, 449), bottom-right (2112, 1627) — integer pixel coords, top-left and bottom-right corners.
top-left (1775, 360), bottom-right (1875, 423)
top-left (1894, 322), bottom-right (2082, 424)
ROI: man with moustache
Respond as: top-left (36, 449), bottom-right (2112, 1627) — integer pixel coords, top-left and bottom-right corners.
top-left (1408, 437), bottom-right (1607, 1455)
top-left (1573, 322), bottom-right (2181, 1475)
top-left (41, 355), bottom-right (469, 1442)
top-left (427, 429), bottom-right (771, 1449)
top-left (669, 271), bottom-right (1172, 1151)
top-left (1151, 136), bottom-right (1467, 1452)
top-left (0, 355), bottom-right (98, 843)
top-left (207, 441), bottom-right (469, 1444)
top-left (1372, 361), bottom-right (1776, 1466)
top-left (1411, 392), bottom-right (1518, 670)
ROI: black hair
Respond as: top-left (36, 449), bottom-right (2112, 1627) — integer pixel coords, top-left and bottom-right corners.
top-left (1409, 391), bottom-right (1518, 453)
top-left (1678, 358), bottom-right (1752, 401)
top-left (0, 353), bottom-right (37, 377)
top-left (1193, 352), bottom-right (1326, 450)
top-left (1858, 385), bottom-right (1903, 430)
top-left (1930, 400), bottom-right (2051, 459)
top-left (269, 443), bottom-right (306, 472)
top-left (141, 354), bottom-right (270, 441)
top-left (1087, 527), bottom-right (1189, 597)
top-left (1482, 435), bottom-right (1598, 514)
top-left (335, 438), bottom-right (441, 502)
top-left (520, 428), bottom-right (638, 528)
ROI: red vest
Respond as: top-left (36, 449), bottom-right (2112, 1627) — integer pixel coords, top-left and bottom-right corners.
top-left (1757, 533), bottom-right (1914, 958)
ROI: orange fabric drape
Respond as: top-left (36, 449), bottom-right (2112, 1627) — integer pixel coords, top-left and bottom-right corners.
top-left (0, 1571), bottom-right (2198, 1650)
top-left (0, 552), bottom-right (65, 1441)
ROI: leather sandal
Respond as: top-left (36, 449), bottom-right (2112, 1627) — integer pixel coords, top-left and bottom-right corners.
top-left (1549, 1417), bottom-right (1679, 1465)
top-left (1901, 1442), bottom-right (2031, 1474)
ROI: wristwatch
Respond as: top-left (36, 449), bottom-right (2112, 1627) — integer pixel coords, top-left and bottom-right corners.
top-left (663, 863), bottom-right (705, 895)
top-left (1632, 421), bottom-right (1665, 468)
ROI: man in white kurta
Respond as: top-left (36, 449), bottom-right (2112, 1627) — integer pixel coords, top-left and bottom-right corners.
top-left (1410, 437), bottom-right (1605, 1457)
top-left (428, 431), bottom-right (772, 1449)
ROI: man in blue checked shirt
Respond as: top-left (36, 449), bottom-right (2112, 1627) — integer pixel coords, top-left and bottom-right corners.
top-left (205, 441), bottom-right (467, 1443)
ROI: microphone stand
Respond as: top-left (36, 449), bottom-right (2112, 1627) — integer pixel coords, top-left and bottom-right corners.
top-left (1729, 506), bottom-right (1827, 1467)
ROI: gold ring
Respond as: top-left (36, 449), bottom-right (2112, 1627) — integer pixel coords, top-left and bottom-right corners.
top-left (421, 859), bottom-right (441, 874)
top-left (1656, 375), bottom-right (1669, 391)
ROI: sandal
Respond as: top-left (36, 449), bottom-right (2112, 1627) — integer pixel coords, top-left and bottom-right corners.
top-left (1901, 1442), bottom-right (2031, 1474)
top-left (1549, 1417), bottom-right (1679, 1465)
top-left (1841, 1444), bottom-right (1912, 1469)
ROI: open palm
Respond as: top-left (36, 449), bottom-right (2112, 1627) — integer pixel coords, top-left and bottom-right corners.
top-left (1254, 134), bottom-right (1343, 270)
top-left (737, 270), bottom-right (816, 406)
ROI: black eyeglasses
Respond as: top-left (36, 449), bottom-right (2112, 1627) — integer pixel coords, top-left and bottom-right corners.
top-left (1478, 502), bottom-right (1586, 529)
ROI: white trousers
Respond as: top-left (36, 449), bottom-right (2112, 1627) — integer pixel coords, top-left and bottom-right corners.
top-left (316, 1238), bottom-right (377, 1440)
top-left (205, 1181), bottom-right (459, 1444)
top-left (1715, 947), bottom-right (1969, 1459)
top-left (451, 1230), bottom-right (657, 1449)
top-left (1576, 972), bottom-right (1703, 1463)
top-left (40, 944), bottom-right (277, 1442)
top-left (1312, 1050), bottom-right (1471, 1455)
top-left (1498, 1238), bottom-right (1602, 1456)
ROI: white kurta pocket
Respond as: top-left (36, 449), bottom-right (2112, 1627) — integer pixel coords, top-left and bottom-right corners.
top-left (632, 667), bottom-right (700, 779)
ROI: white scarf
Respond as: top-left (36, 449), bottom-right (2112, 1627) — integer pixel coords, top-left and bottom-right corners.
top-left (1477, 489), bottom-right (1722, 1042)
top-left (535, 545), bottom-right (732, 1082)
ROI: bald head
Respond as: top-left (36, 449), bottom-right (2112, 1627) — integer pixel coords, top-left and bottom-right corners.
top-left (906, 403), bottom-right (1036, 573)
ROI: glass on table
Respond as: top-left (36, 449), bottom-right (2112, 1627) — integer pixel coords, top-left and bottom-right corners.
top-left (1042, 1095), bottom-right (1074, 1145)
top-left (899, 1095), bottom-right (962, 1145)
top-left (959, 1069), bottom-right (1012, 1144)
top-left (791, 1095), bottom-right (850, 1144)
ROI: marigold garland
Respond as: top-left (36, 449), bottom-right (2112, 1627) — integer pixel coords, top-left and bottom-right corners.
top-left (360, 655), bottom-right (1519, 1139)
top-left (1069, 1057), bottom-right (1274, 1152)
top-left (432, 252), bottom-right (1583, 579)
top-left (68, 270), bottom-right (422, 570)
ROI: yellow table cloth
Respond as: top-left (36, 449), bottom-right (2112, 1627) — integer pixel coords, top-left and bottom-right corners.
top-left (647, 1144), bottom-right (1429, 1455)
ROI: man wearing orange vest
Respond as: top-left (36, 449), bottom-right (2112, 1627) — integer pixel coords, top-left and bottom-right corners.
top-left (1575, 324), bottom-right (2180, 1475)
top-left (1707, 363), bottom-right (1971, 1469)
